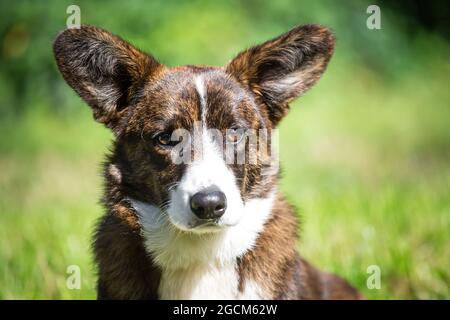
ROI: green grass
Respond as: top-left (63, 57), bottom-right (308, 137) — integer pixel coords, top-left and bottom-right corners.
top-left (0, 107), bottom-right (109, 299)
top-left (279, 60), bottom-right (450, 299)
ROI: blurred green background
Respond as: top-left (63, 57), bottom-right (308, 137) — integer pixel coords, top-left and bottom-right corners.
top-left (0, 0), bottom-right (449, 299)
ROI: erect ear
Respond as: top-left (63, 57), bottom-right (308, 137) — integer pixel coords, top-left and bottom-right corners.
top-left (53, 25), bottom-right (163, 132)
top-left (226, 24), bottom-right (335, 125)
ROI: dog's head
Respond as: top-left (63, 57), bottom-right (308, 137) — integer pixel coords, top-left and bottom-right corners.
top-left (54, 25), bottom-right (334, 236)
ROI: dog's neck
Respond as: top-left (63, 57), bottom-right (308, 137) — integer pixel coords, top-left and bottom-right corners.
top-left (127, 190), bottom-right (277, 299)
top-left (97, 180), bottom-right (298, 299)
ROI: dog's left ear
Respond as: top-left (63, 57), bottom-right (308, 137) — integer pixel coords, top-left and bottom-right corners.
top-left (53, 25), bottom-right (163, 133)
top-left (226, 24), bottom-right (335, 125)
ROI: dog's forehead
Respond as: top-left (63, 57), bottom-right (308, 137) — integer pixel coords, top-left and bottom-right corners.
top-left (135, 66), bottom-right (258, 127)
top-left (151, 67), bottom-right (247, 100)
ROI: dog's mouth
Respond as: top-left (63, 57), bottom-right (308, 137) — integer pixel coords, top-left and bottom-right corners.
top-left (191, 219), bottom-right (220, 228)
top-left (167, 215), bottom-right (228, 234)
top-left (186, 218), bottom-right (224, 233)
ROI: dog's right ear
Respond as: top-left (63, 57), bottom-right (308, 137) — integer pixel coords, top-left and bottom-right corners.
top-left (53, 25), bottom-right (163, 133)
top-left (226, 24), bottom-right (335, 126)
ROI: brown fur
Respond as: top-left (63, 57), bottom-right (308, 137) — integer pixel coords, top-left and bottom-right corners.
top-left (238, 195), bottom-right (360, 299)
top-left (53, 24), bottom-right (360, 300)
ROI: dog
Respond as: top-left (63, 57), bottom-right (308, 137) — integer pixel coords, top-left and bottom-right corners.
top-left (53, 24), bottom-right (360, 299)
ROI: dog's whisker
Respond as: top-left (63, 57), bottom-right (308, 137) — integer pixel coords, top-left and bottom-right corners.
top-left (167, 182), bottom-right (179, 192)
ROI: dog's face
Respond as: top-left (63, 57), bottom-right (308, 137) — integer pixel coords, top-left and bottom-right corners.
top-left (120, 68), bottom-right (273, 232)
top-left (54, 25), bottom-right (334, 235)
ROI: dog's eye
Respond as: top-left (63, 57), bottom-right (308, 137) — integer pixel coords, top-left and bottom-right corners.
top-left (154, 132), bottom-right (180, 147)
top-left (225, 128), bottom-right (244, 145)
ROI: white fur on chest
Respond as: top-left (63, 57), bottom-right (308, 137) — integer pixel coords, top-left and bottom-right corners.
top-left (158, 263), bottom-right (238, 299)
top-left (158, 262), bottom-right (269, 300)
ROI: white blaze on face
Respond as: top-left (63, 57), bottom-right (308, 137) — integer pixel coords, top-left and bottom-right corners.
top-left (167, 75), bottom-right (245, 232)
top-left (195, 75), bottom-right (207, 123)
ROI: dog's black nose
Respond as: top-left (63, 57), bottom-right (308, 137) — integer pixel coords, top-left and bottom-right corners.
top-left (190, 190), bottom-right (227, 220)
